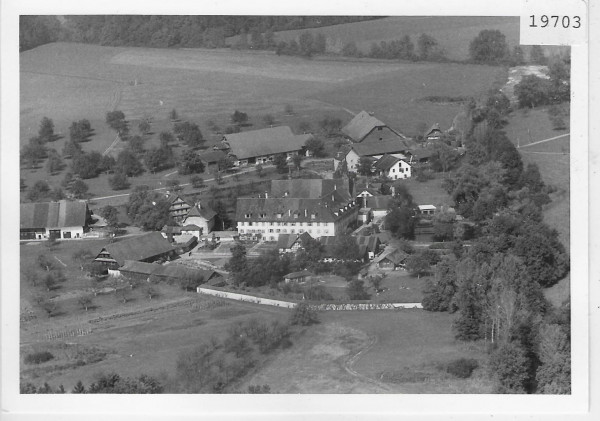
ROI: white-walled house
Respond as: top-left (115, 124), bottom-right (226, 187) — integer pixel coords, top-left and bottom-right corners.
top-left (20, 200), bottom-right (91, 240)
top-left (183, 202), bottom-right (216, 234)
top-left (373, 154), bottom-right (411, 180)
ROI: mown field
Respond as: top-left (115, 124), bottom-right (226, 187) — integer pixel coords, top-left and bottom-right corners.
top-left (241, 310), bottom-right (494, 393)
top-left (21, 42), bottom-right (505, 201)
top-left (229, 16), bottom-right (521, 61)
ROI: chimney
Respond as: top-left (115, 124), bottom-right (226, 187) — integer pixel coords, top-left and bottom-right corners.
top-left (334, 183), bottom-right (337, 190)
top-left (288, 209), bottom-right (291, 216)
top-left (304, 209), bottom-right (307, 217)
top-left (284, 191), bottom-right (288, 197)
top-left (265, 191), bottom-right (268, 199)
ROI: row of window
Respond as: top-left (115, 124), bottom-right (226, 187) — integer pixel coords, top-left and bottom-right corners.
top-left (240, 221), bottom-right (329, 227)
top-left (239, 228), bottom-right (330, 235)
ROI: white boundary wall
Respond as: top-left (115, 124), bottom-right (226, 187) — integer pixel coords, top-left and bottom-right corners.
top-left (196, 287), bottom-right (422, 310)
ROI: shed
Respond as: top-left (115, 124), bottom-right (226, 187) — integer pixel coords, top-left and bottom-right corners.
top-left (284, 270), bottom-right (315, 284)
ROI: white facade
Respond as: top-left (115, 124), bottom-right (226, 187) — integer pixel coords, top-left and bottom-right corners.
top-left (334, 149), bottom-right (360, 172)
top-left (379, 160), bottom-right (411, 180)
top-left (237, 221), bottom-right (336, 241)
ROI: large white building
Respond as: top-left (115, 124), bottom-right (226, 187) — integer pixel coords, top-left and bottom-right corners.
top-left (20, 200), bottom-right (91, 240)
top-left (236, 179), bottom-right (358, 241)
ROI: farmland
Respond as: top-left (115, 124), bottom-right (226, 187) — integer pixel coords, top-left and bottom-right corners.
top-left (230, 16), bottom-right (521, 61)
top-left (21, 42), bottom-right (504, 201)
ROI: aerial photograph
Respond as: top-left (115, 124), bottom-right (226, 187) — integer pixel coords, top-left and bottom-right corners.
top-left (18, 15), bottom-right (571, 394)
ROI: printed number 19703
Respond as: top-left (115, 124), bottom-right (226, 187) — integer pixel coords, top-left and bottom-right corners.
top-left (529, 15), bottom-right (581, 28)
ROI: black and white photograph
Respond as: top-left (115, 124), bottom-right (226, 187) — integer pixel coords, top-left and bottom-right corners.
top-left (1, 0), bottom-right (595, 419)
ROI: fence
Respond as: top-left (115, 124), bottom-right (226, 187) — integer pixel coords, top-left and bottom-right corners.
top-left (196, 288), bottom-right (422, 311)
top-left (44, 326), bottom-right (92, 341)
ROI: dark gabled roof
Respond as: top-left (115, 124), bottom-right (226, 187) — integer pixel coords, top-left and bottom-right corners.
top-left (362, 196), bottom-right (393, 210)
top-left (373, 154), bottom-right (401, 171)
top-left (284, 270), bottom-right (314, 279)
top-left (99, 232), bottom-right (175, 266)
top-left (223, 126), bottom-right (311, 160)
top-left (342, 111), bottom-right (389, 141)
top-left (198, 150), bottom-right (227, 164)
top-left (236, 197), bottom-right (354, 223)
top-left (351, 139), bottom-right (415, 157)
top-left (373, 232), bottom-right (392, 244)
top-left (425, 123), bottom-right (442, 137)
top-left (120, 260), bottom-right (219, 281)
top-left (373, 248), bottom-right (408, 265)
top-left (20, 200), bottom-right (88, 229)
top-left (355, 235), bottom-right (381, 252)
top-left (277, 232), bottom-right (312, 250)
top-left (270, 179), bottom-right (351, 201)
top-left (165, 193), bottom-right (187, 206)
top-left (407, 148), bottom-right (436, 160)
top-left (186, 204), bottom-right (217, 221)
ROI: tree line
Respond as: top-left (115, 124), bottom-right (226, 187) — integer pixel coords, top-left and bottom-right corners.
top-left (417, 88), bottom-right (570, 394)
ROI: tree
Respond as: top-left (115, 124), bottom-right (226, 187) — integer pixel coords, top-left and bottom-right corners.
top-left (347, 280), bottom-right (370, 300)
top-left (38, 117), bottom-right (55, 143)
top-left (469, 30), bottom-right (509, 64)
top-left (128, 135), bottom-right (146, 156)
top-left (274, 154), bottom-right (288, 174)
top-left (304, 137), bottom-right (324, 157)
top-left (70, 179), bottom-right (89, 199)
top-left (333, 234), bottom-right (360, 261)
top-left (105, 110), bottom-right (129, 137)
top-left (405, 253), bottom-right (432, 278)
top-left (99, 205), bottom-right (119, 229)
top-left (489, 342), bottom-right (530, 393)
top-left (290, 303), bottom-right (319, 325)
top-left (108, 171), bottom-right (130, 190)
top-left (21, 140), bottom-right (47, 169)
top-left (72, 249), bottom-right (93, 271)
top-left (144, 147), bottom-right (173, 173)
top-left (417, 33), bottom-right (437, 59)
top-left (535, 323), bottom-right (570, 394)
top-left (385, 206), bottom-right (415, 239)
top-left (514, 75), bottom-right (552, 108)
top-left (72, 381), bottom-right (86, 394)
top-left (173, 121), bottom-right (204, 148)
top-left (45, 150), bottom-right (64, 175)
top-left (27, 180), bottom-right (51, 202)
top-left (298, 32), bottom-right (314, 57)
top-left (190, 175), bottom-right (204, 188)
top-left (255, 164), bottom-right (264, 178)
top-left (69, 119), bottom-right (92, 142)
top-left (178, 150), bottom-right (205, 175)
top-left (159, 131), bottom-right (175, 148)
top-left (169, 108), bottom-right (179, 121)
top-left (357, 156), bottom-right (374, 175)
top-left (231, 110), bottom-right (248, 126)
top-left (166, 179), bottom-right (182, 193)
top-left (78, 295), bottom-right (93, 311)
top-left (116, 150), bottom-right (143, 176)
top-left (138, 118), bottom-right (151, 135)
top-left (62, 140), bottom-right (82, 158)
top-left (71, 151), bottom-right (102, 179)
top-left (318, 117), bottom-right (342, 136)
top-left (422, 256), bottom-right (458, 312)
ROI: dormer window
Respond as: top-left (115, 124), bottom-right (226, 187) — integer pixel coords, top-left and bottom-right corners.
top-left (294, 213), bottom-right (298, 219)
top-left (311, 213), bottom-right (316, 219)
top-left (276, 213), bottom-right (283, 219)
top-left (260, 213), bottom-right (267, 218)
top-left (245, 213), bottom-right (252, 218)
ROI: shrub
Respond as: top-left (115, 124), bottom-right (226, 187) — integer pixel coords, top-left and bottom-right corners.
top-left (24, 351), bottom-right (54, 365)
top-left (290, 303), bottom-right (319, 326)
top-left (445, 358), bottom-right (479, 378)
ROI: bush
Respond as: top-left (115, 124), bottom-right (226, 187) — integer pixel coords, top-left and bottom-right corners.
top-left (24, 351), bottom-right (54, 365)
top-left (290, 303), bottom-right (319, 326)
top-left (445, 358), bottom-right (479, 378)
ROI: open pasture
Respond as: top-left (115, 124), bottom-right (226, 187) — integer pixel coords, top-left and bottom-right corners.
top-left (231, 16), bottom-right (520, 61)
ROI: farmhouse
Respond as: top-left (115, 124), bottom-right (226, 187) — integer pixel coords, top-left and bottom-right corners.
top-left (424, 123), bottom-right (443, 141)
top-left (236, 179), bottom-right (358, 241)
top-left (277, 232), bottom-right (313, 254)
top-left (373, 248), bottom-right (408, 269)
top-left (373, 154), bottom-right (412, 180)
top-left (418, 205), bottom-right (437, 216)
top-left (406, 148), bottom-right (435, 164)
top-left (165, 193), bottom-right (192, 223)
top-left (94, 232), bottom-right (176, 270)
top-left (119, 260), bottom-right (222, 284)
top-left (222, 126), bottom-right (312, 166)
top-left (284, 270), bottom-right (315, 284)
top-left (20, 200), bottom-right (91, 240)
top-left (183, 202), bottom-right (216, 234)
top-left (333, 139), bottom-right (415, 172)
top-left (341, 110), bottom-right (407, 143)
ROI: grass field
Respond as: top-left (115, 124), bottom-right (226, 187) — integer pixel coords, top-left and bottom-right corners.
top-left (229, 16), bottom-right (520, 61)
top-left (240, 310), bottom-right (494, 393)
top-left (21, 42), bottom-right (505, 201)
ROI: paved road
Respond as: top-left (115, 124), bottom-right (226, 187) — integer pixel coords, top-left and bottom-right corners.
top-left (517, 133), bottom-right (569, 149)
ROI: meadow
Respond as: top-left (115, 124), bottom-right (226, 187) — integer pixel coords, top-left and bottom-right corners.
top-left (230, 16), bottom-right (521, 61)
top-left (20, 42), bottom-right (504, 202)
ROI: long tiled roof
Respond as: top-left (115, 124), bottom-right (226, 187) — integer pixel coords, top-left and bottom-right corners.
top-left (236, 196), bottom-right (355, 223)
top-left (270, 179), bottom-right (351, 201)
top-left (373, 248), bottom-right (408, 264)
top-left (277, 232), bottom-right (313, 250)
top-left (99, 232), bottom-right (175, 266)
top-left (186, 203), bottom-right (217, 221)
top-left (342, 111), bottom-right (388, 141)
top-left (20, 200), bottom-right (88, 229)
top-left (374, 154), bottom-right (401, 171)
top-left (223, 126), bottom-right (311, 160)
top-left (198, 150), bottom-right (227, 164)
top-left (351, 139), bottom-right (415, 157)
top-left (360, 196), bottom-right (393, 210)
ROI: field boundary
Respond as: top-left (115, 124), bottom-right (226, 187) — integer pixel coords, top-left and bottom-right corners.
top-left (196, 287), bottom-right (423, 310)
top-left (517, 133), bottom-right (569, 149)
